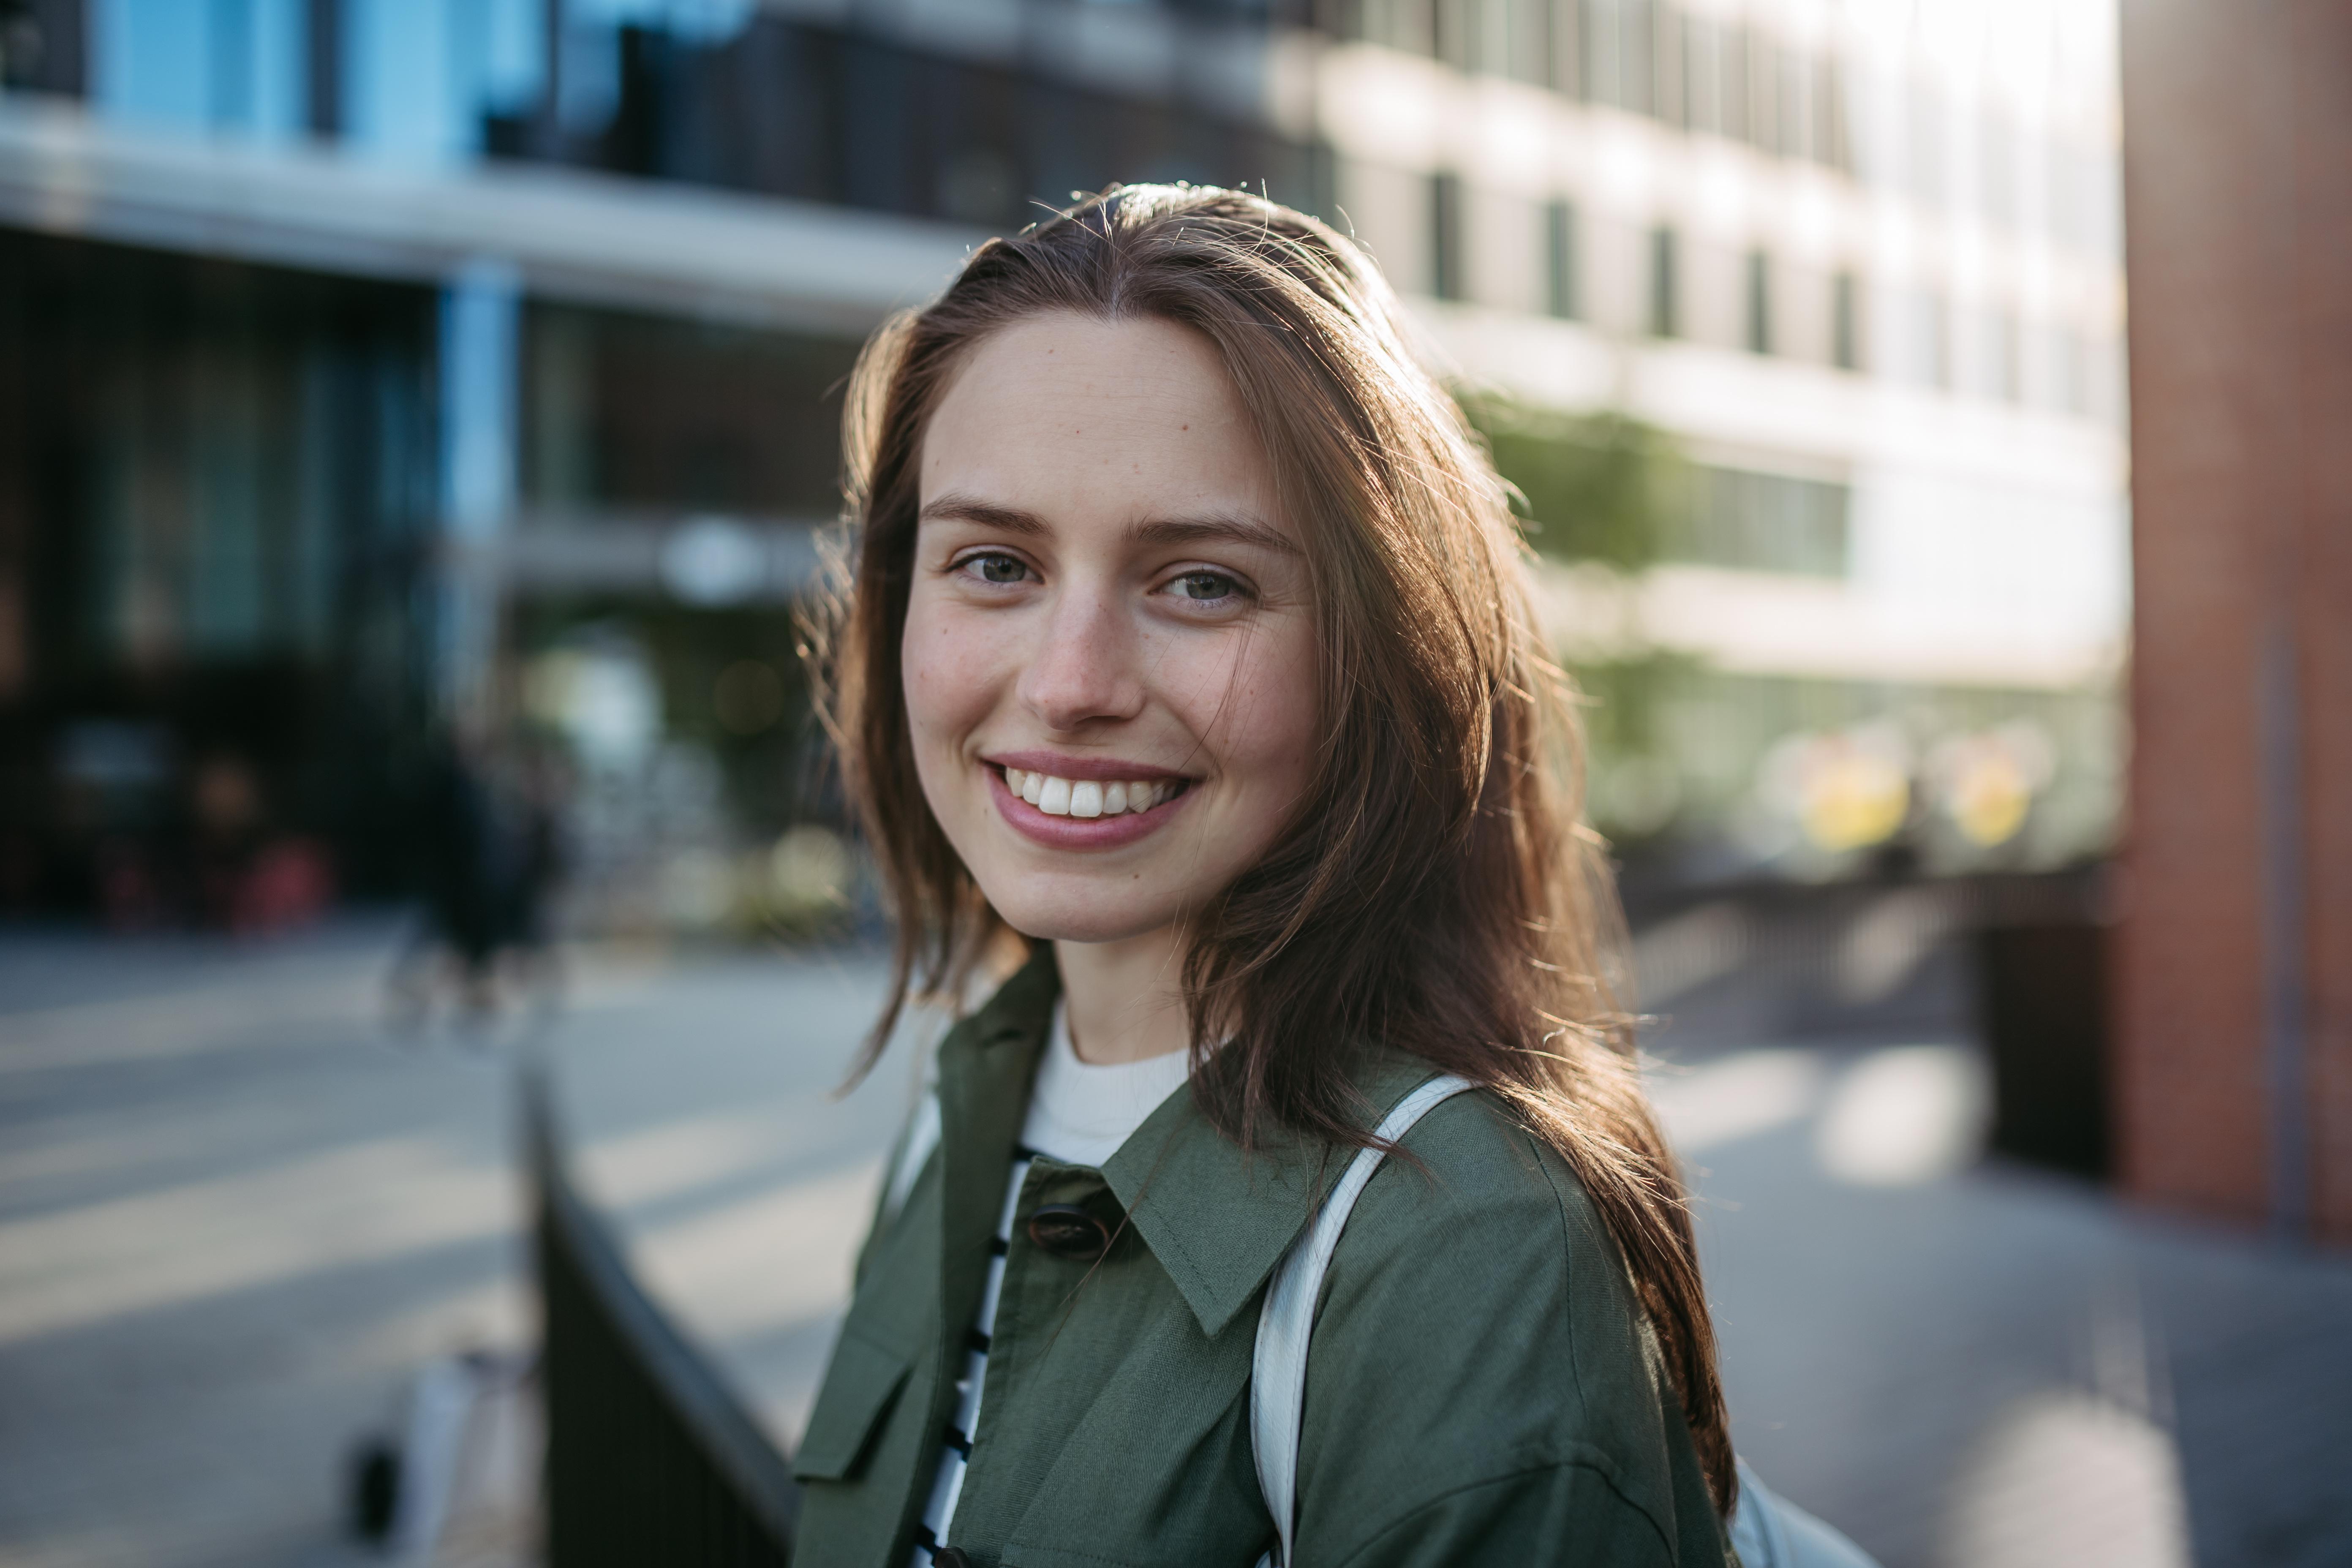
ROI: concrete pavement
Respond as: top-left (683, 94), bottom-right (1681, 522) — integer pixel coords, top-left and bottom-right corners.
top-left (0, 919), bottom-right (909, 1568)
top-left (1, 919), bottom-right (2346, 1567)
top-left (1660, 1033), bottom-right (2352, 1568)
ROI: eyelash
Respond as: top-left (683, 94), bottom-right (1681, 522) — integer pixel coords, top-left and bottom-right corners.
top-left (950, 550), bottom-right (1032, 586)
top-left (946, 553), bottom-right (1254, 607)
top-left (1166, 569), bottom-right (1247, 604)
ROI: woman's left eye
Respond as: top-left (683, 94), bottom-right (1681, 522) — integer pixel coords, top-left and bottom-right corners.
top-left (956, 552), bottom-right (1030, 585)
top-left (1167, 570), bottom-right (1243, 603)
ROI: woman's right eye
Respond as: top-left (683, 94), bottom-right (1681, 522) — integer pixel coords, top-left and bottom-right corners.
top-left (957, 552), bottom-right (1031, 585)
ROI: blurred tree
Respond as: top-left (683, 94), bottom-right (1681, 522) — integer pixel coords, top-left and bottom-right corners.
top-left (1568, 651), bottom-right (1710, 847)
top-left (1455, 395), bottom-right (1698, 847)
top-left (1457, 395), bottom-right (1687, 572)
top-left (1574, 649), bottom-right (1701, 762)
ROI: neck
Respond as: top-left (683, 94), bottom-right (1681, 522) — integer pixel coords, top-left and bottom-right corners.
top-left (1053, 926), bottom-right (1190, 1065)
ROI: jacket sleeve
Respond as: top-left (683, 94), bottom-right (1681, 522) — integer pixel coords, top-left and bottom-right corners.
top-left (1288, 1099), bottom-right (1731, 1568)
top-left (1322, 1459), bottom-right (1682, 1568)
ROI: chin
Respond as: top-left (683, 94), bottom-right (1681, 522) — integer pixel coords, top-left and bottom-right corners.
top-left (985, 882), bottom-right (1184, 948)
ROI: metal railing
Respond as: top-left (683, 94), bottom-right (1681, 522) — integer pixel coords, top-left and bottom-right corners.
top-left (526, 1066), bottom-right (802, 1565)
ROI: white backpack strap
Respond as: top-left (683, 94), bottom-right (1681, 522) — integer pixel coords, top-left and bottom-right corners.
top-left (1250, 1074), bottom-right (1478, 1568)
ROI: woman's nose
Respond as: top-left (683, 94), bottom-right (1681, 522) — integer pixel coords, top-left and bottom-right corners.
top-left (1015, 587), bottom-right (1146, 732)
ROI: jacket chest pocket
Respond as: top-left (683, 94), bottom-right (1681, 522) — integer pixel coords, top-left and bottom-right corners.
top-left (792, 1331), bottom-right (913, 1482)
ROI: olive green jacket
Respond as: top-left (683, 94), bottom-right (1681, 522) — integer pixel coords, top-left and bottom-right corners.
top-left (792, 952), bottom-right (1731, 1568)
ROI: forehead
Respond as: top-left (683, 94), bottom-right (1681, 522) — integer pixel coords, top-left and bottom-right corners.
top-left (920, 312), bottom-right (1277, 520)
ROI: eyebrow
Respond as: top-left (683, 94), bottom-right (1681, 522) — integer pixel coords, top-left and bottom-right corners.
top-left (918, 493), bottom-right (1299, 555)
top-left (918, 495), bottom-right (1048, 535)
top-left (1131, 513), bottom-right (1301, 556)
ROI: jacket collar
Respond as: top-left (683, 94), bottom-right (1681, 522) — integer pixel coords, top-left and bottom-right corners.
top-left (938, 944), bottom-right (1437, 1340)
top-left (1102, 1054), bottom-right (1432, 1339)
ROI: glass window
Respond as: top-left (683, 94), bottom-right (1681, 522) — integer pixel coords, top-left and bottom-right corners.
top-left (1582, 0), bottom-right (1649, 112)
top-left (1549, 0), bottom-right (1584, 97)
top-left (1436, 0), bottom-right (1473, 70)
top-left (1720, 24), bottom-right (1749, 146)
top-left (94, 0), bottom-right (308, 138)
top-left (1356, 0), bottom-right (1439, 56)
top-left (1745, 250), bottom-right (1772, 355)
top-left (1832, 271), bottom-right (1862, 371)
top-left (1546, 199), bottom-right (1580, 320)
top-left (1504, 0), bottom-right (1552, 85)
top-left (1777, 46), bottom-right (1808, 159)
top-left (1743, 31), bottom-right (1778, 152)
top-left (0, 229), bottom-right (438, 677)
top-left (1651, 3), bottom-right (1682, 127)
top-left (1681, 16), bottom-right (1720, 136)
top-left (1672, 467), bottom-right (1851, 577)
top-left (1813, 53), bottom-right (1850, 171)
top-left (1431, 172), bottom-right (1467, 302)
top-left (1648, 225), bottom-right (1679, 337)
top-left (523, 305), bottom-right (863, 518)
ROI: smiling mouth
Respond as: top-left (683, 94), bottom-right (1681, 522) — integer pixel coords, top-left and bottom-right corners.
top-left (998, 765), bottom-right (1192, 819)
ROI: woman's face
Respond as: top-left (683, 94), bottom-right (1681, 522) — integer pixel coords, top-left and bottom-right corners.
top-left (903, 311), bottom-right (1319, 947)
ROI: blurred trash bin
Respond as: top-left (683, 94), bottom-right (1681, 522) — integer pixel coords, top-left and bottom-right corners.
top-left (1974, 919), bottom-right (2112, 1179)
top-left (344, 1349), bottom-right (539, 1562)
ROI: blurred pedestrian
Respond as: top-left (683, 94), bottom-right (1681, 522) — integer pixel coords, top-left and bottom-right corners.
top-left (792, 187), bottom-right (1873, 1568)
top-left (387, 727), bottom-right (567, 1037)
top-left (492, 737), bottom-right (572, 1009)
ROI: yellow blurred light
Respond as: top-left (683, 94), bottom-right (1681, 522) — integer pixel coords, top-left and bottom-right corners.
top-left (1948, 748), bottom-right (2033, 846)
top-left (1799, 744), bottom-right (1911, 852)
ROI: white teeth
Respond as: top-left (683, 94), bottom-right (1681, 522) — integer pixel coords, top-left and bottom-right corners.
top-left (999, 769), bottom-right (1180, 817)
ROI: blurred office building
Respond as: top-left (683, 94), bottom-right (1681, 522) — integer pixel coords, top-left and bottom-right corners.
top-left (0, 0), bottom-right (2124, 927)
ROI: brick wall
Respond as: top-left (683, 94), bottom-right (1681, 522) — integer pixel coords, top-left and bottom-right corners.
top-left (2116, 0), bottom-right (2352, 1242)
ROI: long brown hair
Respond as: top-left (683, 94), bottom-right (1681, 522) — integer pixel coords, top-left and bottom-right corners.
top-left (805, 184), bottom-right (1731, 1511)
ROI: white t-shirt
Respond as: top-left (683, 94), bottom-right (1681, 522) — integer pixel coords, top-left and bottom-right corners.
top-left (1019, 1000), bottom-right (1196, 1165)
top-left (908, 1003), bottom-right (1192, 1565)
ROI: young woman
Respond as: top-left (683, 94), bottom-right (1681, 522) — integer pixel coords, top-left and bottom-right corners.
top-left (793, 184), bottom-right (1736, 1568)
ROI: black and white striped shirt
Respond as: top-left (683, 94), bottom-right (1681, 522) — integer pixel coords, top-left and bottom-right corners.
top-left (907, 1003), bottom-right (1192, 1566)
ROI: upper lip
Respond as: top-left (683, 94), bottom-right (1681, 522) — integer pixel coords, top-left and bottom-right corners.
top-left (982, 750), bottom-right (1195, 784)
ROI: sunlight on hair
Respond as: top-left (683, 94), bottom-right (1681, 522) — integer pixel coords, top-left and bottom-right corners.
top-left (1814, 1045), bottom-right (1988, 1187)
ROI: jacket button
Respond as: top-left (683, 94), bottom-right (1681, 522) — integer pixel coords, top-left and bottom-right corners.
top-left (1026, 1203), bottom-right (1111, 1260)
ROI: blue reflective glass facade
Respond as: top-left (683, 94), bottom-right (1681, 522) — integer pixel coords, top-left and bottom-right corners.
top-left (95, 0), bottom-right (308, 138)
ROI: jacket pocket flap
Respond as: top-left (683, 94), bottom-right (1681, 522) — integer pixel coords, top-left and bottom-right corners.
top-left (792, 1332), bottom-right (913, 1482)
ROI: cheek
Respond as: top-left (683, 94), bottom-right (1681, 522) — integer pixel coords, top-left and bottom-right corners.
top-left (1197, 621), bottom-right (1322, 803)
top-left (900, 592), bottom-right (1000, 746)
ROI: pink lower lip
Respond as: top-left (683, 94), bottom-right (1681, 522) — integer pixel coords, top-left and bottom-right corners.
top-left (988, 766), bottom-right (1195, 850)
